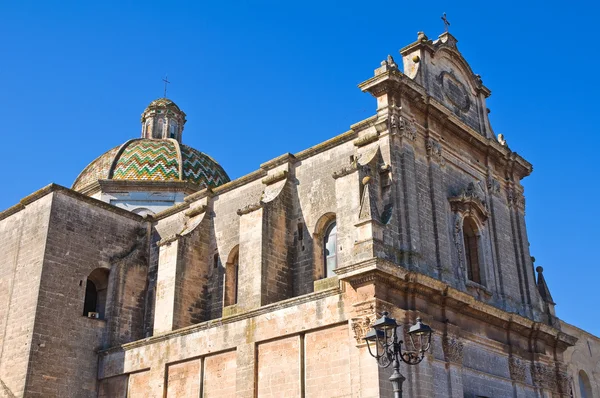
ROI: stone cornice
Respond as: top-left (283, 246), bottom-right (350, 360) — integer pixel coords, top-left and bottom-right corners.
top-left (335, 257), bottom-right (576, 347)
top-left (99, 285), bottom-right (342, 355)
top-left (0, 183), bottom-right (146, 222)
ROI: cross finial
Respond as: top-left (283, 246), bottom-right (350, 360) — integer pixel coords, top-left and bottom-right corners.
top-left (162, 75), bottom-right (171, 98)
top-left (441, 12), bottom-right (450, 33)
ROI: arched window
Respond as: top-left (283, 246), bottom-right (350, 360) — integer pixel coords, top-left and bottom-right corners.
top-left (579, 370), bottom-right (593, 398)
top-left (83, 268), bottom-right (109, 319)
top-left (169, 122), bottom-right (177, 139)
top-left (324, 221), bottom-right (337, 278)
top-left (224, 247), bottom-right (239, 306)
top-left (463, 217), bottom-right (482, 285)
top-left (155, 119), bottom-right (164, 138)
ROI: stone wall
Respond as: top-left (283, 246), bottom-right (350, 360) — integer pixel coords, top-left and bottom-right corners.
top-left (562, 321), bottom-right (600, 398)
top-left (21, 190), bottom-right (147, 397)
top-left (0, 194), bottom-right (52, 398)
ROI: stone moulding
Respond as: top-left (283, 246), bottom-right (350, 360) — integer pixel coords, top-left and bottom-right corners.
top-left (353, 131), bottom-right (379, 147)
top-left (332, 163), bottom-right (359, 179)
top-left (184, 204), bottom-right (207, 218)
top-left (99, 285), bottom-right (342, 356)
top-left (236, 202), bottom-right (263, 216)
top-left (157, 234), bottom-right (180, 247)
top-left (261, 170), bottom-right (288, 186)
top-left (335, 258), bottom-right (577, 350)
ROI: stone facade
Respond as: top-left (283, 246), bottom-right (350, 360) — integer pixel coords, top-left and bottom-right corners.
top-left (0, 30), bottom-right (598, 398)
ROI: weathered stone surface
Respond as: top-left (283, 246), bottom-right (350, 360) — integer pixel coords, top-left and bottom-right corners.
top-left (1, 29), bottom-right (597, 398)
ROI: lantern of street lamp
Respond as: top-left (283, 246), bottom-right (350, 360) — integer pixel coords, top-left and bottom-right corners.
top-left (364, 312), bottom-right (433, 398)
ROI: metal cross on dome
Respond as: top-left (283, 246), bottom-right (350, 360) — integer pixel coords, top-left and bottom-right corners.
top-left (441, 12), bottom-right (450, 32)
top-left (162, 75), bottom-right (171, 98)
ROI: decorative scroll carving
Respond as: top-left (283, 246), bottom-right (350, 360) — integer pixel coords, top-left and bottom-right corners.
top-left (449, 182), bottom-right (488, 221)
top-left (398, 117), bottom-right (417, 141)
top-left (351, 316), bottom-right (374, 344)
top-left (453, 216), bottom-right (465, 273)
top-left (509, 357), bottom-right (527, 383)
top-left (351, 302), bottom-right (378, 344)
top-left (531, 363), bottom-right (557, 391)
top-left (390, 114), bottom-right (417, 141)
top-left (442, 336), bottom-right (464, 364)
top-left (426, 138), bottom-right (444, 165)
top-left (506, 188), bottom-right (526, 210)
top-left (557, 370), bottom-right (571, 395)
top-left (486, 176), bottom-right (501, 196)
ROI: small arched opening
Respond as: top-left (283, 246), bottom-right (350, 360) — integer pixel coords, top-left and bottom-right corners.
top-left (224, 246), bottom-right (239, 307)
top-left (83, 268), bottom-right (109, 319)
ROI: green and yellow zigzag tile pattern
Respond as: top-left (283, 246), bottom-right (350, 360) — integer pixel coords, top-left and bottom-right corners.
top-left (113, 140), bottom-right (180, 181)
top-left (72, 139), bottom-right (230, 191)
top-left (72, 145), bottom-right (121, 191)
top-left (181, 144), bottom-right (229, 187)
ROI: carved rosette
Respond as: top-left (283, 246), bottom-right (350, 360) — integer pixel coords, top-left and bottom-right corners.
top-left (508, 357), bottom-right (527, 383)
top-left (426, 138), bottom-right (444, 165)
top-left (442, 336), bottom-right (464, 364)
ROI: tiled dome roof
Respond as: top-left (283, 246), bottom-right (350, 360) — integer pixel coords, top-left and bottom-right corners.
top-left (72, 139), bottom-right (229, 192)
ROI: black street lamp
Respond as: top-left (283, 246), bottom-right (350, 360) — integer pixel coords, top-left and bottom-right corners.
top-left (364, 312), bottom-right (433, 398)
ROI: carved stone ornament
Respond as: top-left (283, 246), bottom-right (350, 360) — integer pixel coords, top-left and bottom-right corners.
top-left (506, 188), bottom-right (526, 210)
top-left (426, 138), bottom-right (444, 165)
top-left (453, 216), bottom-right (465, 275)
top-left (437, 70), bottom-right (471, 113)
top-left (557, 371), bottom-right (571, 395)
top-left (390, 114), bottom-right (417, 141)
top-left (449, 182), bottom-right (488, 221)
top-left (531, 363), bottom-right (557, 391)
top-left (486, 176), bottom-right (501, 196)
top-left (350, 302), bottom-right (380, 344)
top-left (351, 316), bottom-right (374, 344)
top-left (442, 336), bottom-right (464, 364)
top-left (508, 356), bottom-right (527, 383)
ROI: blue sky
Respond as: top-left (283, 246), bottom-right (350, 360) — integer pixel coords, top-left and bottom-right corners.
top-left (1, 1), bottom-right (598, 335)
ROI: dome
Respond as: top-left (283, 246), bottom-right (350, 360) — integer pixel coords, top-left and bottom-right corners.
top-left (72, 139), bottom-right (230, 192)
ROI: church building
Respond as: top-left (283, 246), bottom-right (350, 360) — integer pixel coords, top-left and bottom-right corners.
top-left (0, 30), bottom-right (598, 398)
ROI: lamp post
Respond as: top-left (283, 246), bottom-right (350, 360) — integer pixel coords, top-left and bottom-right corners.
top-left (364, 312), bottom-right (433, 398)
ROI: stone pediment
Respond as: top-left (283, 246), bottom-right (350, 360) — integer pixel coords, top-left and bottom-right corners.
top-left (400, 31), bottom-right (492, 138)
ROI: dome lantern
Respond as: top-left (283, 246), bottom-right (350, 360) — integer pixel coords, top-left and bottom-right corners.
top-left (141, 98), bottom-right (187, 142)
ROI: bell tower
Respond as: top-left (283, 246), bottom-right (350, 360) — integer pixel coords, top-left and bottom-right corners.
top-left (140, 98), bottom-right (187, 142)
